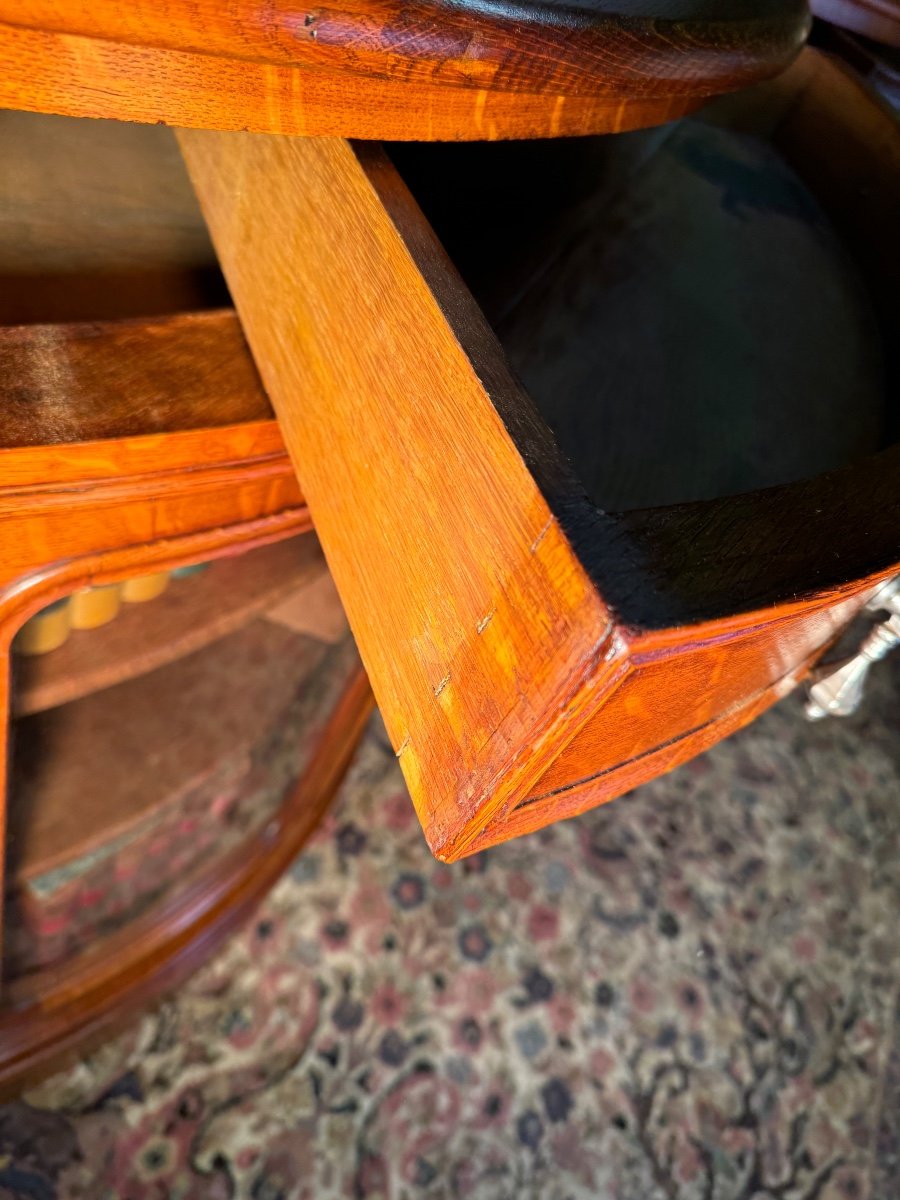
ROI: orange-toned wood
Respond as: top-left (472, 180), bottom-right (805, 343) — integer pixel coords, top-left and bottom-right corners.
top-left (0, 2), bottom-right (810, 141)
top-left (180, 129), bottom-right (617, 861)
top-left (0, 431), bottom-right (304, 612)
top-left (468, 584), bottom-right (878, 852)
top-left (180, 48), bottom-right (900, 860)
top-left (482, 641), bottom-right (825, 849)
top-left (0, 100), bottom-right (360, 1082)
top-left (0, 659), bottom-right (373, 1096)
top-left (0, 297), bottom-right (372, 1089)
top-left (14, 536), bottom-right (326, 716)
top-left (0, 310), bottom-right (302, 967)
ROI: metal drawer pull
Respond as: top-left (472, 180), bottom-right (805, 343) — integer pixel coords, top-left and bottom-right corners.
top-left (805, 578), bottom-right (900, 720)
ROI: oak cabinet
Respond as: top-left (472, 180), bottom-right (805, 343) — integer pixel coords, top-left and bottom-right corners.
top-left (181, 49), bottom-right (900, 859)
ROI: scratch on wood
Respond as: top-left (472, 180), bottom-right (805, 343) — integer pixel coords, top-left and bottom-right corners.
top-left (476, 609), bottom-right (495, 634)
top-left (530, 516), bottom-right (554, 554)
top-left (434, 674), bottom-right (450, 697)
top-left (395, 736), bottom-right (411, 758)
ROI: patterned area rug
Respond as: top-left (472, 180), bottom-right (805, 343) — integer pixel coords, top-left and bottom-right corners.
top-left (2, 660), bottom-right (899, 1200)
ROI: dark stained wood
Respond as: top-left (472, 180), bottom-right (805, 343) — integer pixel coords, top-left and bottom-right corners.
top-left (0, 1), bottom-right (810, 140)
top-left (180, 48), bottom-right (900, 859)
top-left (390, 115), bottom-right (885, 512)
top-left (0, 660), bottom-right (373, 1096)
top-left (391, 47), bottom-right (900, 627)
top-left (13, 537), bottom-right (326, 716)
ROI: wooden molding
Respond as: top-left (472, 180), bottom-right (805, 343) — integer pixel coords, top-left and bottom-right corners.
top-left (0, 1), bottom-right (810, 140)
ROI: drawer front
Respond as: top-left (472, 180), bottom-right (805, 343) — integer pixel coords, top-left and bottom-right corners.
top-left (179, 50), bottom-right (900, 859)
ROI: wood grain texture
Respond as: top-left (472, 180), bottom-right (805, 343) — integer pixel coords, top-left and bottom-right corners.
top-left (0, 311), bottom-right (302, 980)
top-left (479, 640), bottom-right (826, 849)
top-left (181, 51), bottom-right (900, 858)
top-left (0, 0), bottom-right (810, 140)
top-left (14, 537), bottom-right (325, 716)
top-left (180, 130), bottom-right (617, 858)
top-left (0, 306), bottom-right (338, 1083)
top-left (0, 312), bottom-right (270, 448)
top-left (0, 660), bottom-right (372, 1095)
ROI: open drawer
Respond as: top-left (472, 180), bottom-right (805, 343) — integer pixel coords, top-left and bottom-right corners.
top-left (181, 48), bottom-right (900, 860)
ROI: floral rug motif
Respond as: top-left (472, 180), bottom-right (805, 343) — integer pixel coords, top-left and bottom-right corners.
top-left (2, 659), bottom-right (899, 1200)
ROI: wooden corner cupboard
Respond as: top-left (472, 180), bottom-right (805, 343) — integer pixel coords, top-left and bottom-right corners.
top-left (0, 111), bottom-right (373, 1090)
top-left (1, 0), bottom-right (898, 1086)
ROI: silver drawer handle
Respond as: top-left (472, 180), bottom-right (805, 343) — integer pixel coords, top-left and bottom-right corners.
top-left (804, 577), bottom-right (900, 720)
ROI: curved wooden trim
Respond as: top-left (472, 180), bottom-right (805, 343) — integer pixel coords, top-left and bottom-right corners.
top-left (0, 664), bottom-right (373, 1097)
top-left (0, 508), bottom-right (314, 631)
top-left (0, 1), bottom-right (810, 96)
top-left (378, 48), bottom-right (900, 631)
top-left (0, 309), bottom-right (304, 972)
top-left (0, 1), bottom-right (810, 140)
top-left (13, 539), bottom-right (329, 717)
top-left (0, 422), bottom-right (287, 493)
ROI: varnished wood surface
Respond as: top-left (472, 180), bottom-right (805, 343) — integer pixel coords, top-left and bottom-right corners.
top-left (0, 660), bottom-right (373, 1095)
top-left (474, 639), bottom-right (827, 850)
top-left (0, 428), bottom-right (304, 599)
top-left (0, 312), bottom-right (270, 447)
top-left (0, 290), bottom-right (361, 1087)
top-left (0, 1), bottom-right (809, 140)
top-left (0, 316), bottom-right (301, 964)
top-left (180, 129), bottom-right (615, 859)
top-left (181, 48), bottom-right (900, 859)
top-left (14, 537), bottom-right (325, 716)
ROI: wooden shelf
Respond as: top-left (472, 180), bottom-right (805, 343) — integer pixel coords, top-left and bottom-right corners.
top-left (13, 536), bottom-right (328, 716)
top-left (5, 611), bottom-right (361, 979)
top-left (7, 616), bottom-right (355, 890)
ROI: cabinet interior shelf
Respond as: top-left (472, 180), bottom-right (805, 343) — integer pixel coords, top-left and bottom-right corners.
top-left (13, 536), bottom-right (328, 717)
